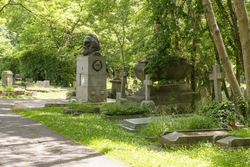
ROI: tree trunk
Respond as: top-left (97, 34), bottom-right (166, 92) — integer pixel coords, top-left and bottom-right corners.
top-left (202, 0), bottom-right (242, 97)
top-left (233, 0), bottom-right (250, 101)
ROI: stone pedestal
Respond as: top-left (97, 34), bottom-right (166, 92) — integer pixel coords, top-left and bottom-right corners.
top-left (76, 56), bottom-right (106, 102)
top-left (110, 79), bottom-right (121, 95)
top-left (1, 70), bottom-right (13, 87)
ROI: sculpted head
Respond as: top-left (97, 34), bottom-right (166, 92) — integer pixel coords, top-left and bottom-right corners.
top-left (82, 34), bottom-right (101, 56)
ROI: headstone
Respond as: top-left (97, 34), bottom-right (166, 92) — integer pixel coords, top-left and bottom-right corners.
top-left (110, 68), bottom-right (121, 96)
top-left (116, 92), bottom-right (121, 105)
top-left (1, 70), bottom-right (13, 87)
top-left (216, 136), bottom-right (250, 148)
top-left (76, 56), bottom-right (106, 102)
top-left (117, 117), bottom-right (152, 131)
top-left (43, 80), bottom-right (50, 88)
top-left (76, 34), bottom-right (106, 102)
top-left (128, 59), bottom-right (199, 113)
top-left (209, 64), bottom-right (224, 102)
top-left (25, 78), bottom-right (33, 87)
top-left (36, 81), bottom-right (43, 87)
top-left (144, 74), bottom-right (152, 101)
top-left (159, 129), bottom-right (228, 147)
top-left (140, 74), bottom-right (155, 113)
top-left (121, 67), bottom-right (128, 98)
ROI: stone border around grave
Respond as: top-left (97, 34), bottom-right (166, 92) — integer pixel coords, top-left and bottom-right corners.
top-left (159, 129), bottom-right (229, 148)
top-left (63, 108), bottom-right (101, 116)
top-left (101, 114), bottom-right (148, 120)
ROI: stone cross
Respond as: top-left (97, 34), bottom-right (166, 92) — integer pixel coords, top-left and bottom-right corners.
top-left (209, 64), bottom-right (224, 102)
top-left (144, 74), bottom-right (152, 100)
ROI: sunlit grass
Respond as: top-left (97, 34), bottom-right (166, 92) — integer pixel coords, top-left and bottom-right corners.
top-left (13, 107), bottom-right (250, 167)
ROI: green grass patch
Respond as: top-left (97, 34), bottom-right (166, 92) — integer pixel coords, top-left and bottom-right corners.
top-left (138, 115), bottom-right (215, 137)
top-left (13, 107), bottom-right (250, 167)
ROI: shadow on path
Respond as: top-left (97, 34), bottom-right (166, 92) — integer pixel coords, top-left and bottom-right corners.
top-left (0, 99), bottom-right (129, 167)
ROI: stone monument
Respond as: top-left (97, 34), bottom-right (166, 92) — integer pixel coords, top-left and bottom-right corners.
top-left (1, 70), bottom-right (13, 87)
top-left (128, 58), bottom-right (199, 114)
top-left (76, 34), bottom-right (106, 102)
top-left (209, 64), bottom-right (224, 102)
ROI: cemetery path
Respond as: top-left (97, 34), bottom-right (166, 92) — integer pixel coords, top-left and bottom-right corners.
top-left (0, 98), bottom-right (129, 167)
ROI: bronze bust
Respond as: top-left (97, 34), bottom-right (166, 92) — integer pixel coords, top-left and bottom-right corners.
top-left (82, 34), bottom-right (101, 56)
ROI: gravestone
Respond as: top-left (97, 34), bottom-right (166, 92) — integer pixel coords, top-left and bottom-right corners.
top-left (209, 64), bottom-right (224, 102)
top-left (159, 129), bottom-right (228, 147)
top-left (117, 117), bottom-right (152, 131)
top-left (140, 75), bottom-right (155, 113)
top-left (121, 67), bottom-right (128, 98)
top-left (76, 34), bottom-right (106, 102)
top-left (1, 70), bottom-right (13, 87)
top-left (43, 80), bottom-right (50, 88)
top-left (110, 68), bottom-right (121, 96)
top-left (128, 58), bottom-right (198, 114)
top-left (36, 81), bottom-right (43, 87)
top-left (25, 78), bottom-right (33, 87)
top-left (216, 136), bottom-right (250, 148)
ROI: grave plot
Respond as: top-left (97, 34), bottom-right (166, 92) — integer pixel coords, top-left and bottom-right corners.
top-left (216, 136), bottom-right (250, 148)
top-left (159, 129), bottom-right (228, 147)
top-left (117, 117), bottom-right (152, 131)
top-left (117, 114), bottom-right (192, 131)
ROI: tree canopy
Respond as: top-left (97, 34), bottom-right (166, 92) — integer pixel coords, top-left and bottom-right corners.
top-left (0, 0), bottom-right (250, 95)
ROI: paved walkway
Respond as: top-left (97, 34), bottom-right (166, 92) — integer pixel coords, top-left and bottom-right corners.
top-left (0, 98), bottom-right (129, 167)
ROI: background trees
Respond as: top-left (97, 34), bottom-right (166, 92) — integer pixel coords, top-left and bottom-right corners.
top-left (0, 0), bottom-right (250, 102)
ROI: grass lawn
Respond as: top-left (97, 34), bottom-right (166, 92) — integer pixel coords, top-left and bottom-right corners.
top-left (13, 106), bottom-right (250, 167)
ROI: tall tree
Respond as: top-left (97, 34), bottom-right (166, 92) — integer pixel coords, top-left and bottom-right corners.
top-left (202, 0), bottom-right (242, 97)
top-left (233, 0), bottom-right (250, 101)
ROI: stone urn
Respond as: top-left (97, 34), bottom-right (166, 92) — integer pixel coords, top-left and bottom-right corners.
top-left (133, 58), bottom-right (192, 82)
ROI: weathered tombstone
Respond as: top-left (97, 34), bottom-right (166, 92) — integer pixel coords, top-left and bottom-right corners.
top-left (209, 64), bottom-right (224, 102)
top-left (216, 136), bottom-right (250, 148)
top-left (128, 58), bottom-right (198, 114)
top-left (76, 34), bottom-right (106, 102)
top-left (25, 78), bottom-right (33, 87)
top-left (1, 70), bottom-right (13, 87)
top-left (110, 68), bottom-right (121, 96)
top-left (140, 74), bottom-right (155, 113)
top-left (116, 92), bottom-right (121, 105)
top-left (121, 67), bottom-right (128, 98)
top-left (118, 117), bottom-right (152, 131)
top-left (159, 129), bottom-right (228, 147)
top-left (43, 80), bottom-right (50, 88)
top-left (36, 81), bottom-right (43, 87)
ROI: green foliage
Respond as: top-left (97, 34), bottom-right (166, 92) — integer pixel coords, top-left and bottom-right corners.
top-left (101, 102), bottom-right (147, 115)
top-left (139, 115), bottom-right (214, 137)
top-left (230, 128), bottom-right (250, 138)
top-left (0, 86), bottom-right (14, 92)
top-left (19, 48), bottom-right (75, 86)
top-left (200, 101), bottom-right (239, 128)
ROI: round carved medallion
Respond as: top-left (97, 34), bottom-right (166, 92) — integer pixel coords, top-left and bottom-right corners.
top-left (92, 60), bottom-right (103, 71)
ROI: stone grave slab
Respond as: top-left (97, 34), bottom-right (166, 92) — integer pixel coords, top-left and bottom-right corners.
top-left (159, 129), bottom-right (228, 147)
top-left (117, 114), bottom-right (193, 131)
top-left (117, 117), bottom-right (152, 131)
top-left (216, 136), bottom-right (250, 148)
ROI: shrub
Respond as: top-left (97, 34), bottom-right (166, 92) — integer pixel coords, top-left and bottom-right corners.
top-left (200, 101), bottom-right (238, 128)
top-left (101, 102), bottom-right (147, 115)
